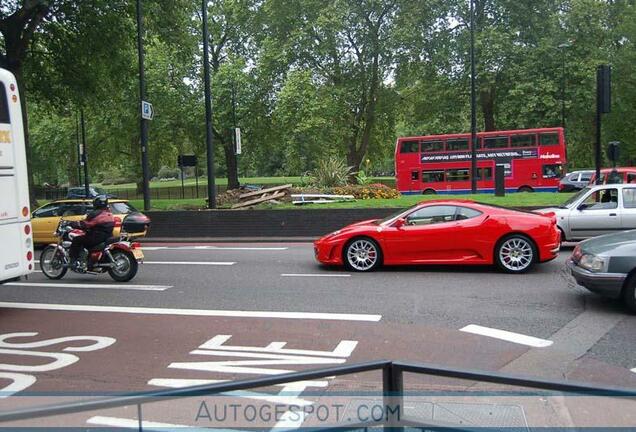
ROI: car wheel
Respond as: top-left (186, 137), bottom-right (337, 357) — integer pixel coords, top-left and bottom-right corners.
top-left (622, 274), bottom-right (636, 313)
top-left (423, 189), bottom-right (437, 195)
top-left (517, 186), bottom-right (534, 193)
top-left (344, 238), bottom-right (382, 272)
top-left (495, 234), bottom-right (536, 273)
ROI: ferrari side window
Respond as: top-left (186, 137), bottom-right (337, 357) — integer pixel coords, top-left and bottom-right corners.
top-left (456, 207), bottom-right (482, 221)
top-left (406, 205), bottom-right (457, 226)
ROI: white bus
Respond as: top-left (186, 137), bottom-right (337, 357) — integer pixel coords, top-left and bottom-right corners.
top-left (0, 68), bottom-right (34, 283)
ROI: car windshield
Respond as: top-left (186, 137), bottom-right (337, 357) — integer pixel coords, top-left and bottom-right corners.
top-left (561, 187), bottom-right (590, 208)
top-left (109, 202), bottom-right (137, 214)
top-left (376, 205), bottom-right (418, 224)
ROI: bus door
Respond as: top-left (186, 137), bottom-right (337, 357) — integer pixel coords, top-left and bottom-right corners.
top-left (476, 164), bottom-right (494, 191)
top-left (396, 140), bottom-right (421, 193)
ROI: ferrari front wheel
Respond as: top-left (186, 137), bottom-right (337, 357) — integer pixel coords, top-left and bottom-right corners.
top-left (495, 234), bottom-right (536, 274)
top-left (344, 238), bottom-right (382, 272)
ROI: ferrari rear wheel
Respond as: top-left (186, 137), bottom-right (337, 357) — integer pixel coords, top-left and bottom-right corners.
top-left (495, 235), bottom-right (536, 273)
top-left (344, 238), bottom-right (382, 272)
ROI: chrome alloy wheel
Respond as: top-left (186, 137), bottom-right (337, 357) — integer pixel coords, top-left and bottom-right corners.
top-left (499, 237), bottom-right (533, 271)
top-left (346, 239), bottom-right (378, 271)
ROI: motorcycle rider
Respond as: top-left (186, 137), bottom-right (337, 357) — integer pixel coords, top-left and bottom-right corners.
top-left (69, 196), bottom-right (115, 270)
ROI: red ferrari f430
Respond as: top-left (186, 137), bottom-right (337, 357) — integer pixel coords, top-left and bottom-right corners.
top-left (314, 200), bottom-right (560, 273)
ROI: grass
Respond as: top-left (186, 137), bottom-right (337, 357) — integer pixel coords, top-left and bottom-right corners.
top-left (96, 176), bottom-right (395, 191)
top-left (129, 192), bottom-right (574, 211)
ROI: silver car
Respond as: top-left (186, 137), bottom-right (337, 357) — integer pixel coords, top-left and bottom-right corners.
top-left (540, 183), bottom-right (636, 241)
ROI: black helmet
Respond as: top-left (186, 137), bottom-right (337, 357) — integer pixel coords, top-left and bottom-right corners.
top-left (93, 195), bottom-right (109, 209)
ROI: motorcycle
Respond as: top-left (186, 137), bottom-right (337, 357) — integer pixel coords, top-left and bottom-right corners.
top-left (40, 220), bottom-right (144, 282)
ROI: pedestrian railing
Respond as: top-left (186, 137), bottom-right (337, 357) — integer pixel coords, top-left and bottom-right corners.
top-left (0, 360), bottom-right (634, 430)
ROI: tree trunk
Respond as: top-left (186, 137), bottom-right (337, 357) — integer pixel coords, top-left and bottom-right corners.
top-left (223, 133), bottom-right (239, 190)
top-left (480, 87), bottom-right (496, 131)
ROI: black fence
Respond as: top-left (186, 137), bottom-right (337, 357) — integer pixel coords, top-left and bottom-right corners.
top-left (0, 360), bottom-right (633, 430)
top-left (34, 184), bottom-right (229, 201)
top-left (34, 179), bottom-right (397, 201)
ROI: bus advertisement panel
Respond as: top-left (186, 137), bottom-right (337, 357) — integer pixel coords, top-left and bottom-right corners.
top-left (394, 128), bottom-right (566, 195)
top-left (0, 68), bottom-right (34, 283)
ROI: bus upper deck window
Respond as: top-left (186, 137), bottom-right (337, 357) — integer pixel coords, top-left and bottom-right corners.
top-left (484, 136), bottom-right (509, 149)
top-left (400, 141), bottom-right (419, 153)
top-left (421, 140), bottom-right (444, 152)
top-left (511, 134), bottom-right (536, 148)
top-left (540, 133), bottom-right (559, 146)
top-left (447, 139), bottom-right (469, 151)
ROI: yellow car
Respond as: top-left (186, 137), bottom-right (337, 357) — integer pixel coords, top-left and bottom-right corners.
top-left (32, 199), bottom-right (150, 245)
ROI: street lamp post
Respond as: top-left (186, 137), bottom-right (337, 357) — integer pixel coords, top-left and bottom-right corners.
top-left (470, 0), bottom-right (478, 194)
top-left (202, 0), bottom-right (216, 209)
top-left (136, 0), bottom-right (151, 211)
top-left (558, 42), bottom-right (571, 129)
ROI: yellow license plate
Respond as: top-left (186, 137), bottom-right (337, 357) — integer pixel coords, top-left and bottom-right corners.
top-left (133, 249), bottom-right (144, 260)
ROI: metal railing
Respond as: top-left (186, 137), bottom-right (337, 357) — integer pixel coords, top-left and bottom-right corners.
top-left (0, 360), bottom-right (634, 430)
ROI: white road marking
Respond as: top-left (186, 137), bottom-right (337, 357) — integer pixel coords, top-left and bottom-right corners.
top-left (148, 378), bottom-right (315, 406)
top-left (35, 260), bottom-right (235, 266)
top-left (281, 273), bottom-right (350, 278)
top-left (5, 282), bottom-right (171, 291)
top-left (143, 261), bottom-right (236, 266)
top-left (143, 246), bottom-right (288, 251)
top-left (460, 324), bottom-right (553, 348)
top-left (0, 302), bottom-right (382, 321)
top-left (631, 368), bottom-right (636, 374)
top-left (87, 417), bottom-right (211, 430)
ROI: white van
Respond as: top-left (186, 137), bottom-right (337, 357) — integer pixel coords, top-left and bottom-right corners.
top-left (0, 68), bottom-right (34, 283)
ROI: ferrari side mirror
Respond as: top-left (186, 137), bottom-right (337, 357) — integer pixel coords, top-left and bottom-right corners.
top-left (394, 218), bottom-right (406, 229)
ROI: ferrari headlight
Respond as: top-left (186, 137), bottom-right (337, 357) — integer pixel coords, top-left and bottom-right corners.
top-left (578, 254), bottom-right (607, 273)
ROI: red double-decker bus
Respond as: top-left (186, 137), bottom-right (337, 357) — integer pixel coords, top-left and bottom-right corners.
top-left (395, 127), bottom-right (566, 195)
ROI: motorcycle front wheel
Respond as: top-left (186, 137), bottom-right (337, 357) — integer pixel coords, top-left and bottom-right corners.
top-left (108, 250), bottom-right (138, 282)
top-left (40, 245), bottom-right (67, 280)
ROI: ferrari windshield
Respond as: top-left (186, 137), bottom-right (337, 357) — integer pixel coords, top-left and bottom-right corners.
top-left (377, 205), bottom-right (417, 224)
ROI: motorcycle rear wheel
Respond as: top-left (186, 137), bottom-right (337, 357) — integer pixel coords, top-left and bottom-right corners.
top-left (108, 250), bottom-right (138, 282)
top-left (40, 245), bottom-right (67, 280)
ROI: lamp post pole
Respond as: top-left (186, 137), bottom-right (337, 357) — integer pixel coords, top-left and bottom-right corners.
top-left (470, 0), bottom-right (478, 194)
top-left (558, 42), bottom-right (570, 129)
top-left (136, 0), bottom-right (151, 211)
top-left (202, 0), bottom-right (216, 208)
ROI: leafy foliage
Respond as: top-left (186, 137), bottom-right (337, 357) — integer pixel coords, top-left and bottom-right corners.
top-left (309, 156), bottom-right (353, 187)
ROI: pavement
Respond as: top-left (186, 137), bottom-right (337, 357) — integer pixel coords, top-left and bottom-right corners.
top-left (1, 242), bottom-right (635, 428)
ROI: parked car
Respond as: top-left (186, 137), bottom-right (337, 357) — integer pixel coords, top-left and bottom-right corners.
top-left (559, 170), bottom-right (594, 192)
top-left (67, 186), bottom-right (116, 199)
top-left (588, 167), bottom-right (636, 185)
top-left (567, 230), bottom-right (636, 312)
top-left (31, 199), bottom-right (150, 244)
top-left (539, 183), bottom-right (636, 242)
top-left (314, 200), bottom-right (560, 273)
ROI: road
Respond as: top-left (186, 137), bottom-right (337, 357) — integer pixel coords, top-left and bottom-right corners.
top-left (1, 243), bottom-right (635, 428)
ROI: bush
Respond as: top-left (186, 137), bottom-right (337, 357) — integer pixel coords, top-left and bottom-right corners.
top-left (309, 156), bottom-right (352, 187)
top-left (292, 183), bottom-right (400, 200)
top-left (157, 166), bottom-right (181, 179)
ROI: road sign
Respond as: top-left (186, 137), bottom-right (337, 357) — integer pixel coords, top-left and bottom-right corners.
top-left (141, 101), bottom-right (154, 120)
top-left (177, 155), bottom-right (198, 167)
top-left (235, 128), bottom-right (242, 155)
